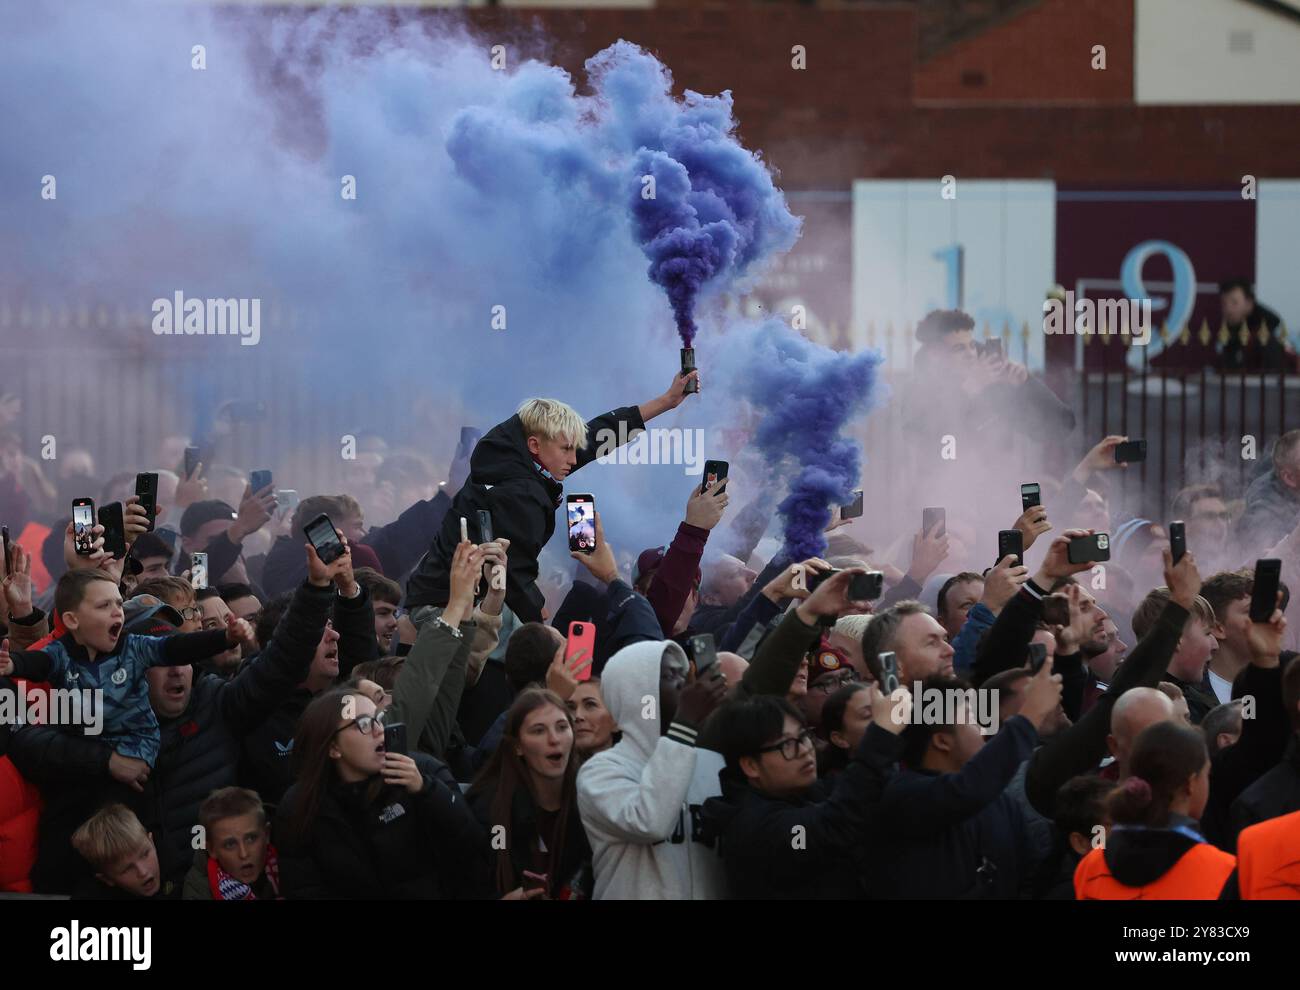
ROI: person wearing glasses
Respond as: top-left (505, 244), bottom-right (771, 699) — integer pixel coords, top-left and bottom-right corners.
top-left (701, 685), bottom-right (910, 899)
top-left (275, 685), bottom-right (488, 899)
top-left (798, 639), bottom-right (861, 740)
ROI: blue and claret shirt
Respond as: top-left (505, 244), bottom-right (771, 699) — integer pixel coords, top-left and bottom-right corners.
top-left (8, 627), bottom-right (230, 765)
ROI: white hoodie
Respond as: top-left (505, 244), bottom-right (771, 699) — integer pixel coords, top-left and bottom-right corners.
top-left (576, 640), bottom-right (727, 900)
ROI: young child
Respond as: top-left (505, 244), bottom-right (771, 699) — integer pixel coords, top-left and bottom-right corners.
top-left (0, 569), bottom-right (253, 767)
top-left (70, 803), bottom-right (166, 899)
top-left (183, 787), bottom-right (282, 900)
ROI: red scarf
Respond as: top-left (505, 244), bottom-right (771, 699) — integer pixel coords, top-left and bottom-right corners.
top-left (207, 844), bottom-right (281, 900)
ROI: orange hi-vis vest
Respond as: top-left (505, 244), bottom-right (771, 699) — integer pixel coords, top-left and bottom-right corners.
top-left (1236, 810), bottom-right (1300, 899)
top-left (1075, 842), bottom-right (1236, 900)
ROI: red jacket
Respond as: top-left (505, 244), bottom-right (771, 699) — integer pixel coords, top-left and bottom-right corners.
top-left (0, 624), bottom-right (58, 891)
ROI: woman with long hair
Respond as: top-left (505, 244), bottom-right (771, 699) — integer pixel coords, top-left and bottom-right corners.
top-left (1074, 721), bottom-right (1235, 899)
top-left (468, 687), bottom-right (592, 899)
top-left (817, 682), bottom-right (872, 777)
top-left (275, 686), bottom-right (487, 898)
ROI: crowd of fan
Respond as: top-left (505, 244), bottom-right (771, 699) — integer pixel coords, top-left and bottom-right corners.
top-left (1, 363), bottom-right (1298, 901)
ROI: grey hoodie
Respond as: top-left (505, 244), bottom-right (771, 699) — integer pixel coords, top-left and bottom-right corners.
top-left (575, 640), bottom-right (727, 900)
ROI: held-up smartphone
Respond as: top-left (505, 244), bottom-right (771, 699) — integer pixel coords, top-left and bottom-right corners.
top-left (689, 633), bottom-right (718, 677)
top-left (98, 503), bottom-right (128, 559)
top-left (184, 445), bottom-right (201, 479)
top-left (303, 513), bottom-right (346, 565)
top-left (1114, 440), bottom-right (1147, 464)
top-left (275, 489), bottom-right (299, 515)
top-left (922, 506), bottom-right (946, 539)
top-left (135, 473), bottom-right (158, 532)
top-left (877, 651), bottom-right (899, 695)
top-left (477, 509), bottom-right (494, 544)
top-left (383, 722), bottom-right (408, 757)
top-left (191, 552), bottom-right (208, 590)
top-left (997, 529), bottom-right (1024, 567)
top-left (1027, 642), bottom-right (1048, 675)
top-left (1041, 595), bottom-right (1070, 626)
top-left (702, 459), bottom-right (728, 495)
top-left (522, 870), bottom-right (549, 894)
top-left (1067, 533), bottom-right (1111, 564)
top-left (456, 427), bottom-right (482, 461)
top-left (72, 498), bottom-right (95, 556)
top-left (1249, 558), bottom-right (1282, 623)
top-left (1, 524), bottom-right (11, 569)
top-left (848, 570), bottom-right (885, 601)
top-left (1169, 520), bottom-right (1186, 565)
top-left (1021, 483), bottom-right (1041, 511)
top-left (842, 490), bottom-right (864, 520)
top-left (566, 494), bottom-right (596, 554)
top-left (566, 621), bottom-right (597, 682)
top-left (249, 469), bottom-right (273, 494)
top-left (981, 337), bottom-right (1004, 359)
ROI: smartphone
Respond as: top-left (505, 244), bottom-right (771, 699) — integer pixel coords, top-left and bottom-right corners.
top-left (1027, 642), bottom-right (1048, 675)
top-left (98, 503), bottom-right (128, 559)
top-left (1041, 595), bottom-right (1070, 626)
top-left (842, 490), bottom-right (864, 520)
top-left (249, 469), bottom-right (273, 494)
top-left (191, 551), bottom-right (208, 590)
top-left (134, 473), bottom-right (158, 532)
top-left (877, 651), bottom-right (899, 694)
top-left (477, 509), bottom-right (494, 545)
top-left (922, 506), bottom-right (946, 539)
top-left (184, 445), bottom-right (201, 479)
top-left (982, 337), bottom-right (1004, 359)
top-left (566, 621), bottom-right (597, 681)
top-left (997, 529), bottom-right (1024, 567)
top-left (1169, 520), bottom-right (1186, 565)
top-left (848, 570), bottom-right (884, 601)
top-left (276, 489), bottom-right (299, 515)
top-left (1249, 558), bottom-right (1282, 623)
top-left (1067, 533), bottom-right (1111, 564)
top-left (1020, 483), bottom-right (1041, 511)
top-left (1, 524), bottom-right (11, 570)
top-left (72, 498), bottom-right (95, 556)
top-left (688, 633), bottom-right (718, 677)
top-left (567, 494), bottom-right (596, 554)
top-left (807, 566), bottom-right (839, 595)
top-left (383, 722), bottom-right (408, 757)
top-left (1114, 440), bottom-right (1147, 464)
top-left (702, 459), bottom-right (729, 495)
top-left (456, 427), bottom-right (482, 461)
top-left (303, 513), bottom-right (346, 565)
top-left (522, 870), bottom-right (548, 894)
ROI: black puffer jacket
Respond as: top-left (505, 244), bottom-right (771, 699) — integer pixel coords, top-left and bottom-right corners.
top-left (276, 752), bottom-right (488, 899)
top-left (404, 405), bottom-right (645, 622)
top-left (470, 782), bottom-right (593, 899)
top-left (7, 581), bottom-right (334, 893)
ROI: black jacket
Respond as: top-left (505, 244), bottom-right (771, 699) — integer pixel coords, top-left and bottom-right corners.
top-left (404, 405), bottom-right (646, 622)
top-left (1225, 736), bottom-right (1300, 852)
top-left (7, 581), bottom-right (334, 893)
top-left (869, 715), bottom-right (1039, 899)
top-left (702, 722), bottom-right (905, 899)
top-left (469, 783), bottom-right (592, 899)
top-left (275, 752), bottom-right (487, 899)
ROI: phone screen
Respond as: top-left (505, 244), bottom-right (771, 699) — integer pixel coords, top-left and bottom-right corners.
top-left (250, 469), bottom-right (273, 493)
top-left (1021, 483), bottom-right (1041, 510)
top-left (191, 552), bottom-right (208, 590)
top-left (304, 515), bottom-right (344, 563)
top-left (923, 507), bottom-right (945, 538)
top-left (567, 495), bottom-right (596, 553)
top-left (477, 509), bottom-right (494, 544)
top-left (184, 446), bottom-right (201, 478)
top-left (842, 490), bottom-right (865, 520)
top-left (702, 460), bottom-right (728, 494)
top-left (73, 501), bottom-right (95, 555)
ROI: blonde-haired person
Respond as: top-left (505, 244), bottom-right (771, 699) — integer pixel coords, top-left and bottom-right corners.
top-left (70, 804), bottom-right (168, 899)
top-left (405, 370), bottom-right (698, 626)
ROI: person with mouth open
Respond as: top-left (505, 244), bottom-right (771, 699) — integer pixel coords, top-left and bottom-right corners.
top-left (184, 787), bottom-right (282, 900)
top-left (468, 687), bottom-right (594, 900)
top-left (274, 686), bottom-right (487, 899)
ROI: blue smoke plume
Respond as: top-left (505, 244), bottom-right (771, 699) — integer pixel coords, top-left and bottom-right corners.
top-left (733, 320), bottom-right (886, 559)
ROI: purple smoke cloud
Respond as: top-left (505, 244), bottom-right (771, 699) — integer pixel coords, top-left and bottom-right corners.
top-left (734, 320), bottom-right (887, 560)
